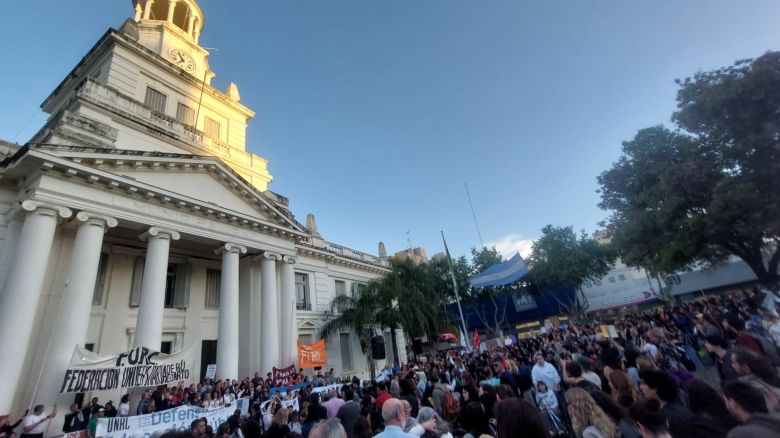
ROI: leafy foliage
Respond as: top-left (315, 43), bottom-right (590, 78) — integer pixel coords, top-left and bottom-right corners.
top-left (599, 51), bottom-right (780, 287)
top-left (525, 225), bottom-right (616, 316)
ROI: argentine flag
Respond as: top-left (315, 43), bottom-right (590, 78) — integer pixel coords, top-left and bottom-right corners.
top-left (468, 253), bottom-right (529, 289)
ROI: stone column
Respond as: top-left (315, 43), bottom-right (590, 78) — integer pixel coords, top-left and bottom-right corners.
top-left (259, 252), bottom-right (280, 374)
top-left (279, 256), bottom-right (298, 366)
top-left (133, 227), bottom-right (180, 349)
top-left (215, 243), bottom-right (246, 380)
top-left (0, 200), bottom-right (72, 414)
top-left (134, 2), bottom-right (143, 22)
top-left (143, 0), bottom-right (154, 20)
top-left (35, 212), bottom-right (117, 408)
top-left (187, 14), bottom-right (195, 34)
top-left (166, 0), bottom-right (177, 23)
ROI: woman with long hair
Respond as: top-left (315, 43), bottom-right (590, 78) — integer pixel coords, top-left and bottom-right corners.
top-left (565, 388), bottom-right (617, 438)
top-left (589, 391), bottom-right (641, 438)
top-left (607, 370), bottom-right (637, 408)
top-left (265, 407), bottom-right (291, 438)
top-left (635, 355), bottom-right (656, 373)
top-left (495, 398), bottom-right (546, 438)
top-left (458, 401), bottom-right (493, 438)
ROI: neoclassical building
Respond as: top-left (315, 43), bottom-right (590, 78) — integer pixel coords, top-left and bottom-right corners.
top-left (0, 0), bottom-right (403, 425)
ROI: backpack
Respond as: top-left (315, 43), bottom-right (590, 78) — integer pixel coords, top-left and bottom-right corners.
top-left (441, 390), bottom-right (460, 422)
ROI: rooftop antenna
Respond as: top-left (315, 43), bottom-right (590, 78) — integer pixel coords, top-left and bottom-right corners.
top-left (406, 230), bottom-right (413, 250)
top-left (464, 182), bottom-right (485, 248)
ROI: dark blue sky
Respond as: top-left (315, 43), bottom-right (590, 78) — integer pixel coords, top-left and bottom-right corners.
top-left (2, 1), bottom-right (779, 260)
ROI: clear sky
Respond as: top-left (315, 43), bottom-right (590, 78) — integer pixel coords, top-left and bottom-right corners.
top-left (2, 1), bottom-right (779, 261)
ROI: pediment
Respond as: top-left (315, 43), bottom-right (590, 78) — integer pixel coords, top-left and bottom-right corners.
top-left (38, 148), bottom-right (304, 232)
top-left (299, 320), bottom-right (321, 329)
top-left (120, 169), bottom-right (267, 219)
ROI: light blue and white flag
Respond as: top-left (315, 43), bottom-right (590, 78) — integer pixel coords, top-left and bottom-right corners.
top-left (468, 253), bottom-right (529, 289)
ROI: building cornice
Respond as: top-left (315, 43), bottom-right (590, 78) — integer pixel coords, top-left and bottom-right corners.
top-left (3, 148), bottom-right (307, 244)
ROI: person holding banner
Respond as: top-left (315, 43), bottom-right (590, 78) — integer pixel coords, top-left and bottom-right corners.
top-left (20, 405), bottom-right (56, 438)
top-left (86, 408), bottom-right (104, 438)
top-left (62, 404), bottom-right (87, 433)
top-left (0, 414), bottom-right (23, 438)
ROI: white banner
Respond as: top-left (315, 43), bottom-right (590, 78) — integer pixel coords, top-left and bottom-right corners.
top-left (97, 398), bottom-right (249, 437)
top-left (60, 345), bottom-right (195, 393)
top-left (259, 398), bottom-right (300, 417)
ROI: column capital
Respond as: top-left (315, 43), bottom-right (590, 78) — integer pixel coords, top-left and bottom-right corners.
top-left (260, 251), bottom-right (281, 261)
top-left (282, 255), bottom-right (297, 264)
top-left (76, 211), bottom-right (118, 230)
top-left (216, 243), bottom-right (247, 256)
top-left (139, 226), bottom-right (180, 242)
top-left (19, 200), bottom-right (72, 219)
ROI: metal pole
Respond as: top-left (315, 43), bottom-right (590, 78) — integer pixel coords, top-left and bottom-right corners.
top-left (441, 231), bottom-right (469, 349)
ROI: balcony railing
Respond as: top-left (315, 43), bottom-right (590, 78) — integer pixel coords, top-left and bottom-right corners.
top-left (296, 301), bottom-right (312, 311)
top-left (77, 79), bottom-right (236, 155)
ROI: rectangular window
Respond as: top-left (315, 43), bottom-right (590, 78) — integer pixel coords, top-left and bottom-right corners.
top-left (608, 276), bottom-right (616, 283)
top-left (204, 268), bottom-right (221, 308)
top-left (594, 279), bottom-right (602, 286)
top-left (204, 116), bottom-right (221, 138)
top-left (176, 102), bottom-right (195, 126)
top-left (92, 253), bottom-right (109, 306)
top-left (340, 333), bottom-right (353, 371)
top-left (129, 256), bottom-right (145, 307)
top-left (296, 273), bottom-right (310, 310)
top-left (299, 334), bottom-right (313, 345)
top-left (334, 280), bottom-right (346, 296)
top-left (144, 86), bottom-right (167, 113)
top-left (163, 263), bottom-right (191, 309)
top-left (618, 274), bottom-right (626, 281)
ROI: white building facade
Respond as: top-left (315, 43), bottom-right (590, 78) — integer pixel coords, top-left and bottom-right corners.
top-left (0, 0), bottom-right (404, 426)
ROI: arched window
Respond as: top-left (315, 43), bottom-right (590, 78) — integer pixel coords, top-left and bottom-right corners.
top-left (172, 2), bottom-right (188, 31)
top-left (149, 0), bottom-right (168, 20)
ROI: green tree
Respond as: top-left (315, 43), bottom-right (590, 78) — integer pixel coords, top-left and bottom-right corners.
top-left (320, 257), bottom-right (446, 372)
top-left (379, 257), bottom-right (442, 358)
top-left (525, 225), bottom-right (616, 319)
top-left (597, 126), bottom-right (713, 302)
top-left (319, 282), bottom-right (384, 378)
top-left (599, 51), bottom-right (780, 288)
top-left (459, 246), bottom-right (519, 342)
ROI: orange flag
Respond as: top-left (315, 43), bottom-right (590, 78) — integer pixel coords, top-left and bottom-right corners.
top-left (298, 339), bottom-right (327, 368)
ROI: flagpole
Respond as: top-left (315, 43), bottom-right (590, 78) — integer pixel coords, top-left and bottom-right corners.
top-left (441, 231), bottom-right (469, 349)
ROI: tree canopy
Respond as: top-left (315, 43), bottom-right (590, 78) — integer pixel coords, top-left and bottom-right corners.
top-left (599, 51), bottom-right (780, 287)
top-left (525, 225), bottom-right (616, 315)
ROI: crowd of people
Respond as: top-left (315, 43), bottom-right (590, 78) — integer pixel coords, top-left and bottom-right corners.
top-left (2, 287), bottom-right (780, 438)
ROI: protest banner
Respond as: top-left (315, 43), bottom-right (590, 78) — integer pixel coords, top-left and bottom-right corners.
top-left (268, 382), bottom-right (342, 397)
top-left (205, 364), bottom-right (217, 380)
top-left (96, 398), bottom-right (249, 437)
top-left (59, 345), bottom-right (195, 393)
top-left (297, 339), bottom-right (327, 368)
top-left (272, 364), bottom-right (296, 386)
top-left (64, 431), bottom-right (89, 438)
top-left (259, 398), bottom-right (300, 416)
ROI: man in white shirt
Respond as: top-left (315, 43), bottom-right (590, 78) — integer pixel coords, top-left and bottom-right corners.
top-left (21, 404), bottom-right (56, 438)
top-left (531, 353), bottom-right (561, 393)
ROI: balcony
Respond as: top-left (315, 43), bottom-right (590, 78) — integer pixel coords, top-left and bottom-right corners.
top-left (296, 301), bottom-right (312, 311)
top-left (76, 78), bottom-right (234, 157)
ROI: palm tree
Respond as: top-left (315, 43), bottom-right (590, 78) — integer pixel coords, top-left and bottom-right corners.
top-left (320, 258), bottom-right (448, 376)
top-left (319, 281), bottom-right (385, 379)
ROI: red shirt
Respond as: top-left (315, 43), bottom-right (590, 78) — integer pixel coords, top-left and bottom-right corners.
top-left (375, 391), bottom-right (391, 411)
top-left (737, 330), bottom-right (764, 354)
